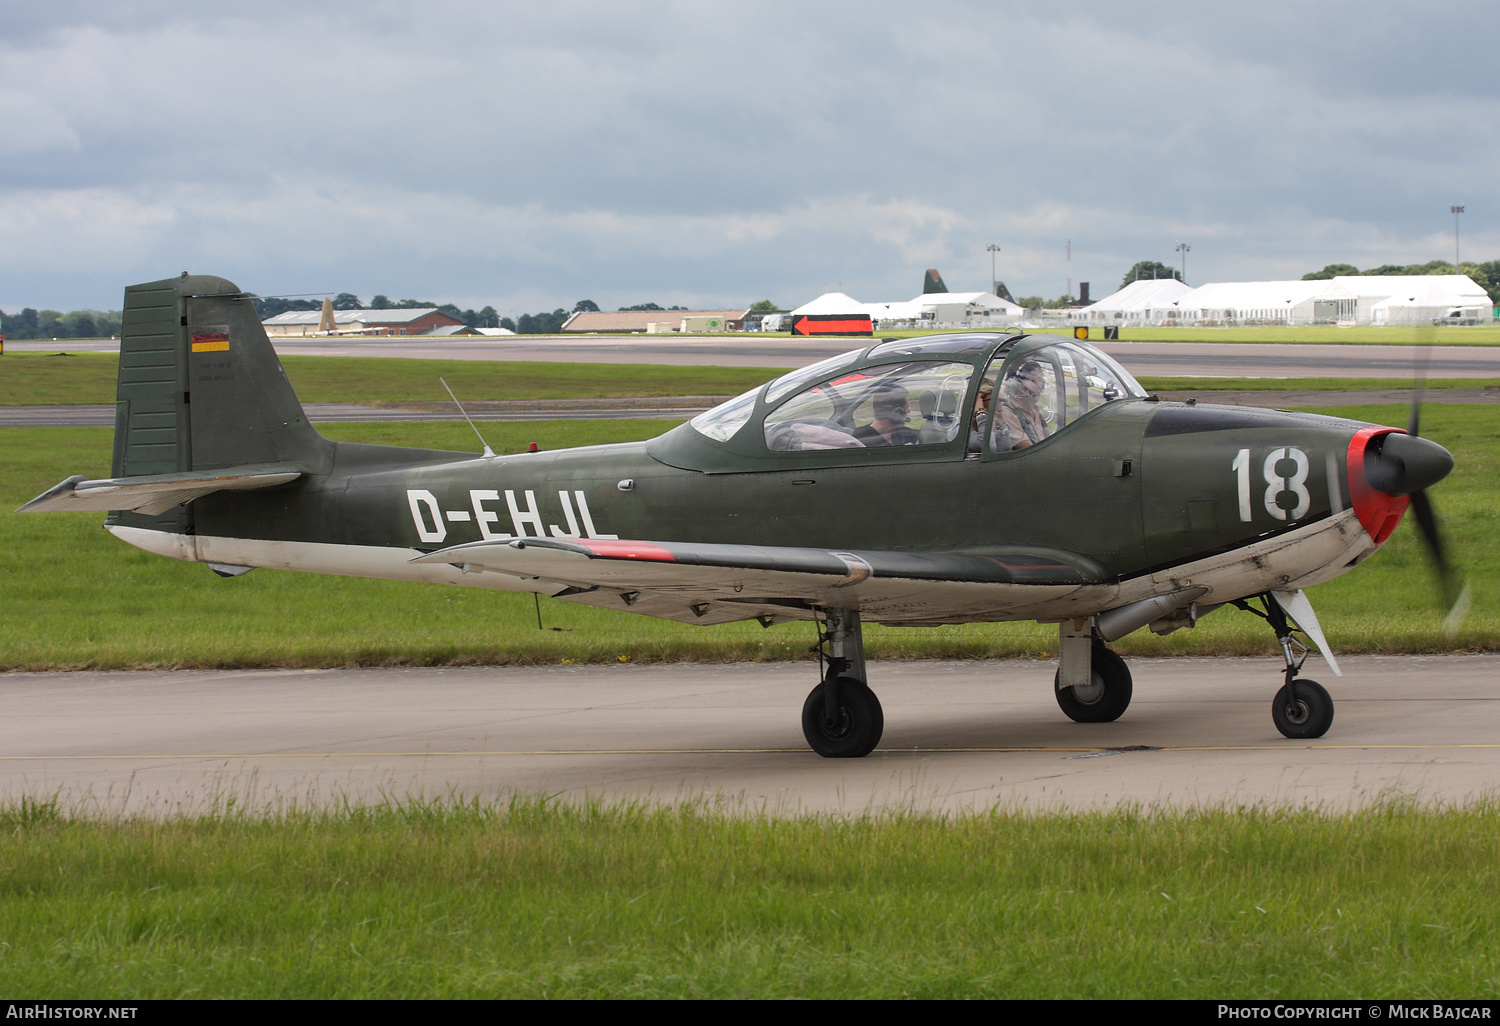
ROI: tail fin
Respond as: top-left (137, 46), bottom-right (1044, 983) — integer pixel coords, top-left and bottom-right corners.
top-left (922, 268), bottom-right (948, 294)
top-left (113, 273), bottom-right (330, 476)
top-left (106, 272), bottom-right (331, 531)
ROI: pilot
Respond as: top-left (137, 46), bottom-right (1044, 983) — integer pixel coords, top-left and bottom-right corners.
top-left (853, 384), bottom-right (921, 447)
top-left (997, 361), bottom-right (1049, 449)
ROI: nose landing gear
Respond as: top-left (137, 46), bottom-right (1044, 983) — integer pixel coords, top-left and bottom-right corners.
top-left (1232, 593), bottom-right (1335, 739)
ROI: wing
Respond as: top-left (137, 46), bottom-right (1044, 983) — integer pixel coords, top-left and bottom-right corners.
top-left (409, 536), bottom-right (1116, 626)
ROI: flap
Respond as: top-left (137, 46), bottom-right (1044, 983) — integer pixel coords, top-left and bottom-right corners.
top-left (17, 464), bottom-right (303, 515)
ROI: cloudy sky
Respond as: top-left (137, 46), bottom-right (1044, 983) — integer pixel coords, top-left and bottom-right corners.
top-left (3, 1), bottom-right (1495, 315)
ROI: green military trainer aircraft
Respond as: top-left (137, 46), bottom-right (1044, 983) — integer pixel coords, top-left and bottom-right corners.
top-left (22, 274), bottom-right (1458, 757)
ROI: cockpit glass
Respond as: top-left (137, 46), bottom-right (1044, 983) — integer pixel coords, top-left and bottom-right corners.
top-left (764, 361), bottom-right (975, 452)
top-left (688, 386), bottom-right (759, 442)
top-left (865, 334), bottom-right (1003, 358)
top-left (978, 341), bottom-right (1144, 454)
top-left (762, 348), bottom-right (865, 406)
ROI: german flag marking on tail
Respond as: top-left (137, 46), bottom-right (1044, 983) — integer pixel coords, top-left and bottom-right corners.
top-left (191, 332), bottom-right (230, 352)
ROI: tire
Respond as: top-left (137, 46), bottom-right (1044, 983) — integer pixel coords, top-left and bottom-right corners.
top-left (1054, 643), bottom-right (1133, 723)
top-left (1272, 679), bottom-right (1334, 739)
top-left (801, 677), bottom-right (884, 758)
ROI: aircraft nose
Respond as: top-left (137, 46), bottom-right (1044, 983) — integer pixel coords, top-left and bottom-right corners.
top-left (1364, 432), bottom-right (1454, 496)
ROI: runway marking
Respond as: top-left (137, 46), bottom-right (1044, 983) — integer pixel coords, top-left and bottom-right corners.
top-left (4, 744), bottom-right (1500, 760)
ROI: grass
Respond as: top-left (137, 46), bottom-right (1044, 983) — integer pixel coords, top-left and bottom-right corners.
top-left (0, 796), bottom-right (1497, 998)
top-left (0, 353), bottom-right (787, 406)
top-left (0, 404), bottom-right (1494, 670)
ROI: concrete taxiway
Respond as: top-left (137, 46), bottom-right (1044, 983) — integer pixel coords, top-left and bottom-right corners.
top-left (2, 656), bottom-right (1495, 815)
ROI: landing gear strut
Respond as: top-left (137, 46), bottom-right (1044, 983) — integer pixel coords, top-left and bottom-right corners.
top-left (801, 608), bottom-right (883, 758)
top-left (1232, 593), bottom-right (1334, 739)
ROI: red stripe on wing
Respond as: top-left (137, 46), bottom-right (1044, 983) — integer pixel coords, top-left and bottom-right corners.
top-left (578, 539), bottom-right (677, 561)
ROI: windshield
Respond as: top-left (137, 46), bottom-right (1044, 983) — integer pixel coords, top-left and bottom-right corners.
top-left (762, 348), bottom-right (866, 405)
top-left (688, 386), bottom-right (760, 442)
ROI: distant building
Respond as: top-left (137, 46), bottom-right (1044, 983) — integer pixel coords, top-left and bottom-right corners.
top-left (1075, 274), bottom-right (1493, 327)
top-left (262, 308), bottom-right (463, 336)
top-left (789, 290), bottom-right (1023, 330)
top-left (561, 309), bottom-right (749, 333)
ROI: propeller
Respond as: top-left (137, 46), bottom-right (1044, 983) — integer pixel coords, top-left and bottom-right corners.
top-left (1376, 334), bottom-right (1470, 633)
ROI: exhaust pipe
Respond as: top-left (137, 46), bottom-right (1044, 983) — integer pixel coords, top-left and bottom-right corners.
top-left (1096, 587), bottom-right (1209, 642)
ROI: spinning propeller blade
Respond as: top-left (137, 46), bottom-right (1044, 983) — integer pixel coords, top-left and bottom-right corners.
top-left (1402, 330), bottom-right (1467, 634)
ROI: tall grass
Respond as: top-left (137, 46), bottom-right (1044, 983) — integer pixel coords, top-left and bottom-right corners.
top-left (0, 796), bottom-right (1497, 998)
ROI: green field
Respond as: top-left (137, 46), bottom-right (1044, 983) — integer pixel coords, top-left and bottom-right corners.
top-left (0, 353), bottom-right (789, 406)
top-left (1, 405), bottom-right (1493, 670)
top-left (2, 797), bottom-right (1497, 998)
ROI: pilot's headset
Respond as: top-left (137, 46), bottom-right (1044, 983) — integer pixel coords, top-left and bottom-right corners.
top-left (871, 386), bottom-right (910, 425)
top-left (1003, 361), bottom-right (1043, 401)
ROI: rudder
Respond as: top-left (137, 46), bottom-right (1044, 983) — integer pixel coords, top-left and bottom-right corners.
top-left (109, 272), bottom-right (331, 533)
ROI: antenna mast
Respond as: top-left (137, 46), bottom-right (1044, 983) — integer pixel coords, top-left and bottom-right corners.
top-left (441, 377), bottom-right (495, 458)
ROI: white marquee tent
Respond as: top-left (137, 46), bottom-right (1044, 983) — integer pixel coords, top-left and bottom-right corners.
top-left (1172, 280), bottom-right (1358, 326)
top-left (1333, 275), bottom-right (1493, 325)
top-left (1071, 278), bottom-right (1193, 323)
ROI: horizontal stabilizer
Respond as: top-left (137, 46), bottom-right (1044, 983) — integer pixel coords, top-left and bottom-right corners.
top-left (18, 464), bottom-right (303, 516)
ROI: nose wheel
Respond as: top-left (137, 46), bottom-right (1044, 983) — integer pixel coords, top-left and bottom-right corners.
top-left (1232, 593), bottom-right (1336, 739)
top-left (1272, 679), bottom-right (1334, 739)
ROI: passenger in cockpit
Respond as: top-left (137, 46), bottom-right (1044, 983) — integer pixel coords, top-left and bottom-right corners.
top-left (998, 361), bottom-right (1049, 448)
top-left (853, 385), bottom-right (921, 447)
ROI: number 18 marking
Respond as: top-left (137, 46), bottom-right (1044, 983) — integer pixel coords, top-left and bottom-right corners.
top-left (1232, 447), bottom-right (1311, 522)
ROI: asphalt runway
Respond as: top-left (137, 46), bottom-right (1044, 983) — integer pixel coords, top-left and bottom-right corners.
top-left (3, 655), bottom-right (1495, 816)
top-left (11, 335), bottom-right (1500, 378)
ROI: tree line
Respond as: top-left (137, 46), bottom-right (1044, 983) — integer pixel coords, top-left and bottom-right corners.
top-left (253, 294), bottom-right (704, 334)
top-left (251, 293), bottom-right (505, 330)
top-left (0, 307), bottom-right (122, 340)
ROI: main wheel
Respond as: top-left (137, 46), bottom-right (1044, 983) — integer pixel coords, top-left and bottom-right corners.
top-left (1272, 679), bottom-right (1333, 739)
top-left (801, 677), bottom-right (884, 758)
top-left (1054, 643), bottom-right (1133, 723)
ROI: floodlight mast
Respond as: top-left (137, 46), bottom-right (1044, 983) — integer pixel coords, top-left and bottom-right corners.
top-left (987, 243), bottom-right (1001, 296)
top-left (1451, 205), bottom-right (1464, 266)
top-left (1176, 241), bottom-right (1191, 284)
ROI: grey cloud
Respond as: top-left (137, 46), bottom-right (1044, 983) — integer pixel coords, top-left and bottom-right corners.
top-left (2, 0), bottom-right (1495, 311)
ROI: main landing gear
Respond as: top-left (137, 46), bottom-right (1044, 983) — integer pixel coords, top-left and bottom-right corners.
top-left (801, 608), bottom-right (884, 758)
top-left (1231, 593), bottom-right (1335, 739)
top-left (1054, 621), bottom-right (1134, 723)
